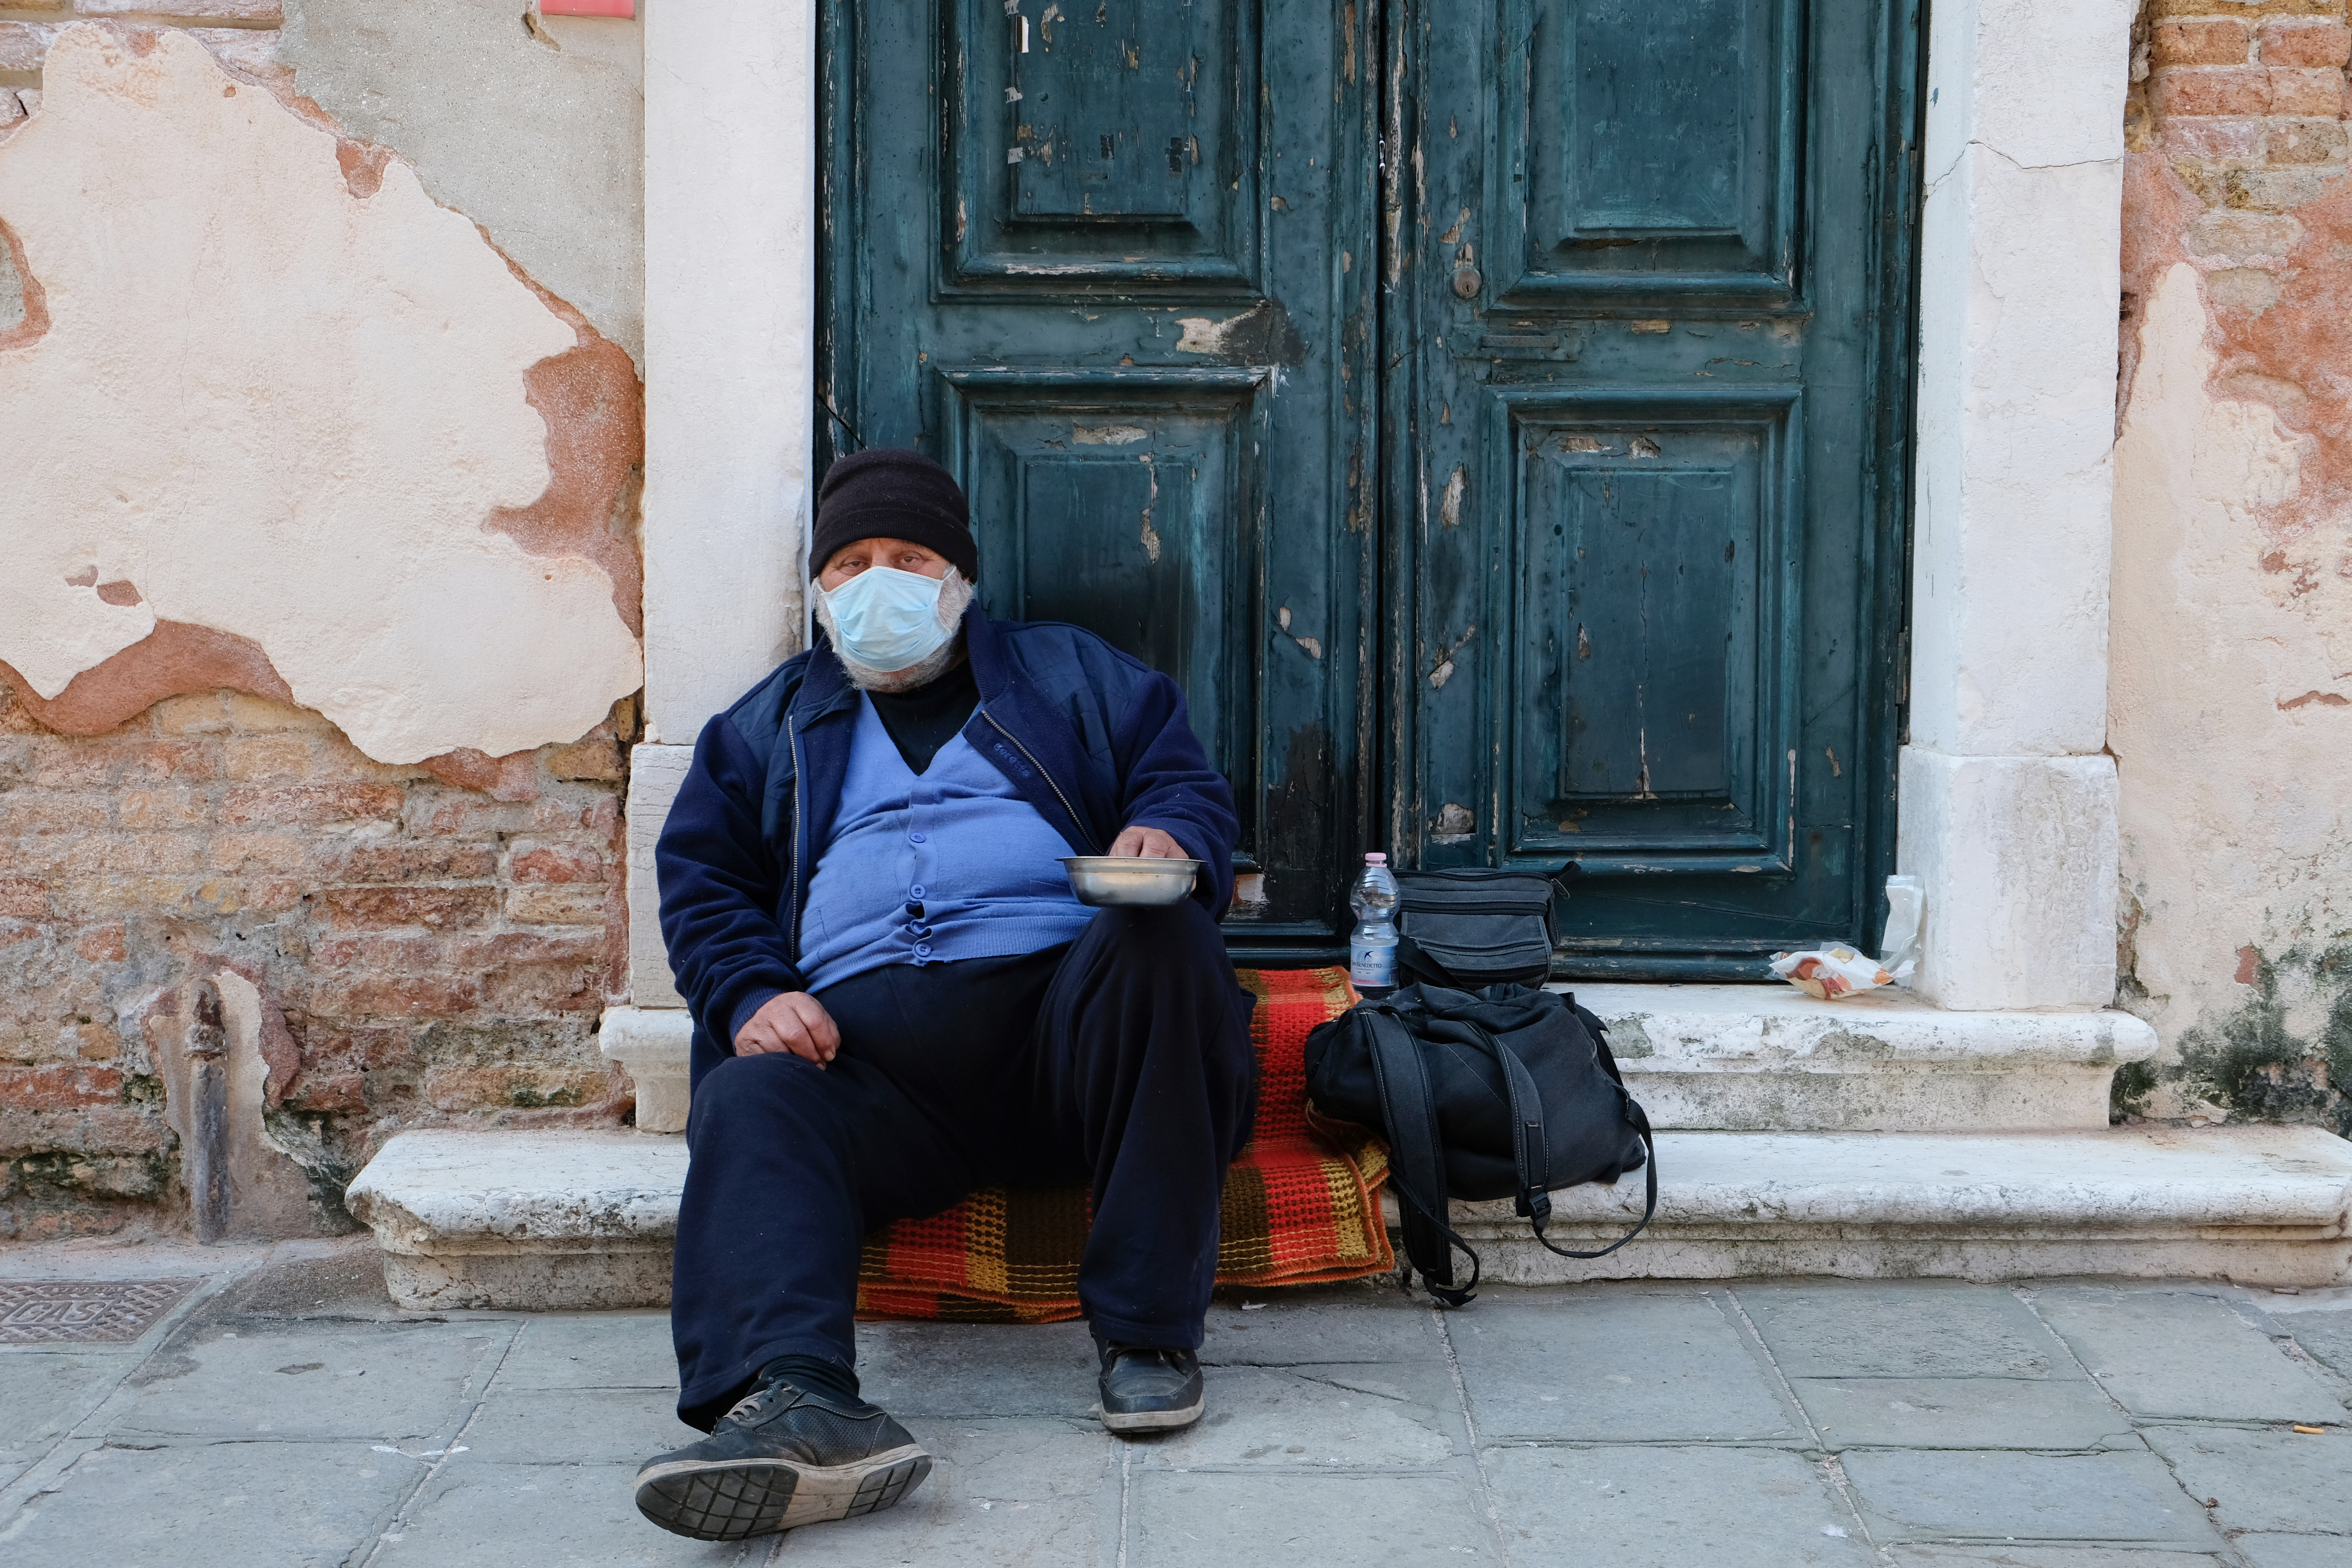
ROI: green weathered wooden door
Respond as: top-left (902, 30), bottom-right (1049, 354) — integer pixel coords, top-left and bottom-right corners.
top-left (823, 0), bottom-right (1916, 972)
top-left (1383, 0), bottom-right (1918, 975)
top-left (820, 0), bottom-right (1379, 960)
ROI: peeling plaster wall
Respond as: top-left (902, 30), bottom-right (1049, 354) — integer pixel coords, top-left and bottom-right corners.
top-left (0, 14), bottom-right (648, 1240)
top-left (0, 24), bottom-right (642, 766)
top-left (279, 0), bottom-right (644, 367)
top-left (2112, 0), bottom-right (2352, 1131)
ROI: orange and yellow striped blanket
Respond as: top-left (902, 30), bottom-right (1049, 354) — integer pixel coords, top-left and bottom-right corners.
top-left (853, 966), bottom-right (1393, 1323)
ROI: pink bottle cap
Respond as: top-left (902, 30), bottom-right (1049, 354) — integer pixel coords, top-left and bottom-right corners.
top-left (1365, 853), bottom-right (1387, 864)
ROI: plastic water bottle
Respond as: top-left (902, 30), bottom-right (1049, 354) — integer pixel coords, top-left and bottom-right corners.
top-left (1348, 853), bottom-right (1401, 996)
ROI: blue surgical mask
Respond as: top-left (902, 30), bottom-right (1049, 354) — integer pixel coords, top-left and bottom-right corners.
top-left (822, 566), bottom-right (954, 670)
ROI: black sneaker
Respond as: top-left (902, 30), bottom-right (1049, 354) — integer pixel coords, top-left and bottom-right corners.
top-left (633, 1375), bottom-right (931, 1541)
top-left (1096, 1341), bottom-right (1205, 1433)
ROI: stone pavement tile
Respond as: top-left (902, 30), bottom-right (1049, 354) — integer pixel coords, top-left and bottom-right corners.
top-left (0, 1237), bottom-right (247, 1282)
top-left (374, 1457), bottom-right (757, 1567)
top-left (2271, 1308), bottom-right (2352, 1384)
top-left (2030, 1289), bottom-right (2347, 1424)
top-left (1200, 1283), bottom-right (1448, 1367)
top-left (492, 1312), bottom-right (679, 1392)
top-left (777, 1416), bottom-right (1114, 1566)
top-left (1132, 1361), bottom-right (1462, 1470)
top-left (461, 1387), bottom-right (702, 1465)
top-left (1483, 1444), bottom-right (1871, 1566)
top-left (1130, 1469), bottom-right (1498, 1567)
top-left (1449, 1287), bottom-right (1803, 1443)
top-left (1738, 1282), bottom-right (2074, 1380)
top-left (1, 1438), bottom-right (427, 1568)
top-left (80, 1315), bottom-right (512, 1441)
top-left (2236, 1534), bottom-right (2352, 1568)
top-left (853, 1319), bottom-right (1100, 1419)
top-left (0, 1350), bottom-right (139, 1466)
top-left (1791, 1376), bottom-right (2137, 1451)
top-left (208, 1235), bottom-right (401, 1319)
top-left (2141, 1426), bottom-right (2352, 1534)
top-left (1840, 1449), bottom-right (2222, 1548)
top-left (1886, 1549), bottom-right (2222, 1566)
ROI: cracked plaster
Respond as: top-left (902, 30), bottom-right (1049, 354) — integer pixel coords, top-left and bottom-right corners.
top-left (279, 0), bottom-right (644, 367)
top-left (1924, 0), bottom-right (2138, 183)
top-left (2111, 257), bottom-right (2352, 1105)
top-left (0, 24), bottom-right (641, 765)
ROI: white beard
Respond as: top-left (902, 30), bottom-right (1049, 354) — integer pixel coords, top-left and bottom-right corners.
top-left (815, 568), bottom-right (976, 693)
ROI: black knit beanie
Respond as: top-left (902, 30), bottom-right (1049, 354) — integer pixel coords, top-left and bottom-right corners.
top-left (811, 449), bottom-right (978, 581)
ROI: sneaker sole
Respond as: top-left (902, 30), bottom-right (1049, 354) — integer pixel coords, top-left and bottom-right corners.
top-left (1100, 1396), bottom-right (1205, 1434)
top-left (633, 1444), bottom-right (931, 1541)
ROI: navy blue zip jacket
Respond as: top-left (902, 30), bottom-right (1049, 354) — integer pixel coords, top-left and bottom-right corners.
top-left (656, 606), bottom-right (1240, 1058)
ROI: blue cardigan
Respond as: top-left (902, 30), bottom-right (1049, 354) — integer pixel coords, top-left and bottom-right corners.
top-left (655, 607), bottom-right (1241, 1057)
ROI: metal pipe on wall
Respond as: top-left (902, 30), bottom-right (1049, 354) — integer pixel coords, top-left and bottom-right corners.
top-left (184, 980), bottom-right (231, 1244)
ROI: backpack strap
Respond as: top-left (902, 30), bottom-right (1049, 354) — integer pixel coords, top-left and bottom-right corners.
top-left (1361, 1007), bottom-right (1481, 1307)
top-left (1463, 1009), bottom-right (1660, 1263)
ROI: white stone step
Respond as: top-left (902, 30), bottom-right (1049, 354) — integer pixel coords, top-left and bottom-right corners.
top-left (593, 989), bottom-right (2161, 1140)
top-left (343, 1125), bottom-right (2352, 1311)
top-left (346, 1129), bottom-right (685, 1311)
top-left (598, 1007), bottom-right (692, 1132)
top-left (1445, 1126), bottom-right (2352, 1288)
top-left (1569, 985), bottom-right (2157, 1132)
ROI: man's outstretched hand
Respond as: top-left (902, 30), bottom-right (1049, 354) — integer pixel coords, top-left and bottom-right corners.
top-left (735, 991), bottom-right (840, 1067)
top-left (1108, 825), bottom-right (1191, 859)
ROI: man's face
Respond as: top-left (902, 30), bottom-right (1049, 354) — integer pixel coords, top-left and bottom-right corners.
top-left (818, 537), bottom-right (951, 592)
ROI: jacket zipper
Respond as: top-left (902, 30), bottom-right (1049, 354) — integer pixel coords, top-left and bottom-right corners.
top-left (982, 708), bottom-right (1100, 855)
top-left (787, 720), bottom-right (808, 964)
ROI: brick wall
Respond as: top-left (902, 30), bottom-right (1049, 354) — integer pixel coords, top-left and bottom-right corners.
top-left (0, 681), bottom-right (635, 1241)
top-left (2133, 1), bottom-right (2351, 207)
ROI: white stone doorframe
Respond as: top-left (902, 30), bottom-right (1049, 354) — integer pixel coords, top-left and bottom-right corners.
top-left (618, 0), bottom-right (2140, 1028)
top-left (1900, 0), bottom-right (2137, 1011)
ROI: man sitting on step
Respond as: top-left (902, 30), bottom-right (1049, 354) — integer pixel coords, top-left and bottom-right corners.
top-left (634, 448), bottom-right (1256, 1543)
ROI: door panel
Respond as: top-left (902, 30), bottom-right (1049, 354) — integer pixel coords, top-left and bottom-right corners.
top-left (941, 0), bottom-right (1258, 287)
top-left (1505, 0), bottom-right (1802, 299)
top-left (1388, 0), bottom-right (1917, 976)
top-left (1503, 389), bottom-right (1796, 869)
top-left (940, 367), bottom-right (1261, 792)
top-left (822, 0), bottom-right (1379, 954)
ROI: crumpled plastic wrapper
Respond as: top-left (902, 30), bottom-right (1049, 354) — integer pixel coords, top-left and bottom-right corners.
top-left (1769, 946), bottom-right (1897, 1000)
top-left (1878, 875), bottom-right (1922, 984)
top-left (1770, 877), bottom-right (1924, 1000)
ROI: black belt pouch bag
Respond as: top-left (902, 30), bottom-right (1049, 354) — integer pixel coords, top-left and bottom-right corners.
top-left (1392, 866), bottom-right (1580, 989)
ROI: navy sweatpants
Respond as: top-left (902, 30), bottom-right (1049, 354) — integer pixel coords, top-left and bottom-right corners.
top-left (669, 901), bottom-right (1258, 1429)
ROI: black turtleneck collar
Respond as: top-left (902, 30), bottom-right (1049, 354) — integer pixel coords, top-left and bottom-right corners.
top-left (864, 657), bottom-right (979, 775)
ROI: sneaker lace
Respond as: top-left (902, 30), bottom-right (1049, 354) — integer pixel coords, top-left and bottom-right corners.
top-left (722, 1380), bottom-right (788, 1425)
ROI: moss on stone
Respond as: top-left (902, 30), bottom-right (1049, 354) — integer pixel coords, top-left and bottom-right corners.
top-left (2171, 941), bottom-right (2352, 1136)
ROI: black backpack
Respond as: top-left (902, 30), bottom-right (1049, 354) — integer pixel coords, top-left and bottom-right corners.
top-left (1303, 981), bottom-right (1655, 1306)
top-left (1392, 866), bottom-right (1580, 989)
